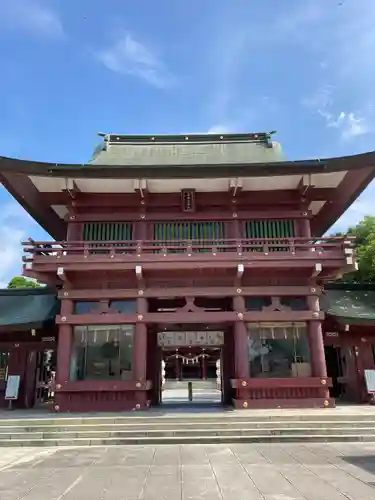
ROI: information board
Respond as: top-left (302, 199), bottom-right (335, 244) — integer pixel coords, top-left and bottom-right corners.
top-left (364, 370), bottom-right (375, 394)
top-left (5, 375), bottom-right (20, 400)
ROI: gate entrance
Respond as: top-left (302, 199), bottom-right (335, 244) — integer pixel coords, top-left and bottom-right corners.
top-left (158, 329), bottom-right (226, 406)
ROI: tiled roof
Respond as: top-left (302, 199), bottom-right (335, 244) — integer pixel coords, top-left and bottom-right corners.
top-left (0, 288), bottom-right (59, 330)
top-left (89, 133), bottom-right (285, 166)
top-left (321, 284), bottom-right (375, 325)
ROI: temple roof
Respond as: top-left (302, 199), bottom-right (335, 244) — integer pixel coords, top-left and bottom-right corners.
top-left (0, 288), bottom-right (59, 331)
top-left (90, 132), bottom-right (285, 166)
top-left (1, 131), bottom-right (375, 239)
top-left (322, 283), bottom-right (375, 326)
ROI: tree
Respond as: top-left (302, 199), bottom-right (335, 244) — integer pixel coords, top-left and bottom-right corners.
top-left (336, 216), bottom-right (375, 282)
top-left (7, 276), bottom-right (42, 289)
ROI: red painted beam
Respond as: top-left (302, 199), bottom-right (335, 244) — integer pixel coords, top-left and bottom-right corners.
top-left (41, 188), bottom-right (336, 207)
top-left (27, 259), bottom-right (345, 273)
top-left (58, 285), bottom-right (321, 300)
top-left (64, 209), bottom-right (306, 222)
top-left (55, 380), bottom-right (152, 392)
top-left (231, 377), bottom-right (332, 388)
top-left (56, 310), bottom-right (322, 325)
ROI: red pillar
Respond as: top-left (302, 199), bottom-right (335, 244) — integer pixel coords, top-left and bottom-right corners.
top-left (55, 298), bottom-right (73, 411)
top-left (307, 295), bottom-right (327, 378)
top-left (66, 221), bottom-right (83, 242)
top-left (233, 295), bottom-right (249, 379)
top-left (299, 217), bottom-right (311, 238)
top-left (201, 352), bottom-right (207, 380)
top-left (134, 297), bottom-right (148, 408)
top-left (175, 353), bottom-right (180, 380)
top-left (56, 299), bottom-right (74, 384)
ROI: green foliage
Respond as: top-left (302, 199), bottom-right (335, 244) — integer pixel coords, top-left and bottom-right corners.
top-left (7, 276), bottom-right (42, 289)
top-left (338, 216), bottom-right (375, 282)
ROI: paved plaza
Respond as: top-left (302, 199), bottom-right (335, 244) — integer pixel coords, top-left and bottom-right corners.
top-left (1, 443), bottom-right (375, 499)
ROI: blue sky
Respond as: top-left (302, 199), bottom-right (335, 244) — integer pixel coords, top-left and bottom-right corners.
top-left (0, 0), bottom-right (374, 286)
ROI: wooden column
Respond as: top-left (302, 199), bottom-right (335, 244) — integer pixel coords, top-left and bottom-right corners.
top-left (56, 299), bottom-right (74, 385)
top-left (299, 215), bottom-right (311, 238)
top-left (175, 354), bottom-right (180, 380)
top-left (134, 298), bottom-right (148, 381)
top-left (233, 295), bottom-right (249, 379)
top-left (66, 222), bottom-right (83, 241)
top-left (307, 295), bottom-right (327, 378)
top-left (134, 297), bottom-right (148, 408)
top-left (201, 352), bottom-right (207, 380)
top-left (24, 350), bottom-right (38, 408)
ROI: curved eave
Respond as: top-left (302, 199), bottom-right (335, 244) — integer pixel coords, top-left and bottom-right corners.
top-left (1, 150), bottom-right (375, 178)
top-left (1, 151), bottom-right (375, 239)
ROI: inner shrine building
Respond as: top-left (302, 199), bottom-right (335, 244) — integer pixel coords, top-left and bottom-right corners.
top-left (1, 131), bottom-right (375, 412)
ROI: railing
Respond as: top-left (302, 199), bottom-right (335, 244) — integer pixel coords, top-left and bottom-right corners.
top-left (22, 237), bottom-right (354, 261)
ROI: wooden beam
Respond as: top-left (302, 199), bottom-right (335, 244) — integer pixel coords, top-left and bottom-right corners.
top-left (56, 310), bottom-right (323, 325)
top-left (237, 264), bottom-right (244, 278)
top-left (297, 175), bottom-right (315, 199)
top-left (40, 188), bottom-right (336, 208)
top-left (64, 209), bottom-right (305, 222)
top-left (58, 286), bottom-right (322, 300)
top-left (229, 178), bottom-right (243, 196)
top-left (23, 269), bottom-right (60, 286)
top-left (62, 179), bottom-right (81, 200)
top-left (312, 263), bottom-right (323, 277)
top-left (28, 259), bottom-right (346, 274)
top-left (135, 265), bottom-right (143, 280)
top-left (0, 171), bottom-right (66, 239)
top-left (57, 267), bottom-right (68, 282)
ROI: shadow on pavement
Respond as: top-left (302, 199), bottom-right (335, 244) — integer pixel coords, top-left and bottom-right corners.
top-left (343, 455), bottom-right (375, 487)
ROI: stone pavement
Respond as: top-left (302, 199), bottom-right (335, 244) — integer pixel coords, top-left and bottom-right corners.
top-left (1, 443), bottom-right (375, 499)
top-left (162, 387), bottom-right (222, 404)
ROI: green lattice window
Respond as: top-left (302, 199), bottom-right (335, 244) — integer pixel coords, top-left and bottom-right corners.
top-left (83, 222), bottom-right (133, 253)
top-left (83, 223), bottom-right (133, 241)
top-left (243, 220), bottom-right (295, 252)
top-left (153, 221), bottom-right (225, 253)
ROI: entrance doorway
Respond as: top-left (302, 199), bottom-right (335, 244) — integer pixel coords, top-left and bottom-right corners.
top-left (158, 329), bottom-right (225, 407)
top-left (164, 347), bottom-right (220, 381)
top-left (0, 345), bottom-right (56, 409)
top-left (324, 345), bottom-right (346, 399)
top-left (33, 348), bottom-right (56, 408)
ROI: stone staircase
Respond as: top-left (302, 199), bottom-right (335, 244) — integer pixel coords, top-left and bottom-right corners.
top-left (1, 409), bottom-right (375, 446)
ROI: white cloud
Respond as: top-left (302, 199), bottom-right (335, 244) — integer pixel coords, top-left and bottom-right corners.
top-left (207, 124), bottom-right (234, 134)
top-left (321, 110), bottom-right (371, 140)
top-left (303, 85), bottom-right (373, 141)
top-left (97, 33), bottom-right (172, 89)
top-left (333, 112), bottom-right (370, 139)
top-left (0, 202), bottom-right (34, 288)
top-left (1, 1), bottom-right (64, 39)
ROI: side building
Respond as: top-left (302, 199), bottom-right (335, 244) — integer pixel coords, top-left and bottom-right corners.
top-left (1, 131), bottom-right (375, 412)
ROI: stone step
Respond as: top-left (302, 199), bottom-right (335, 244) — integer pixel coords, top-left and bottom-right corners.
top-left (2, 411), bottom-right (375, 445)
top-left (2, 414), bottom-right (375, 426)
top-left (1, 426), bottom-right (375, 441)
top-left (1, 433), bottom-right (375, 447)
top-left (1, 420), bottom-right (375, 433)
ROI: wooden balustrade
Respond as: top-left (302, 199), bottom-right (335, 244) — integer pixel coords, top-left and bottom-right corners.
top-left (22, 236), bottom-right (353, 261)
